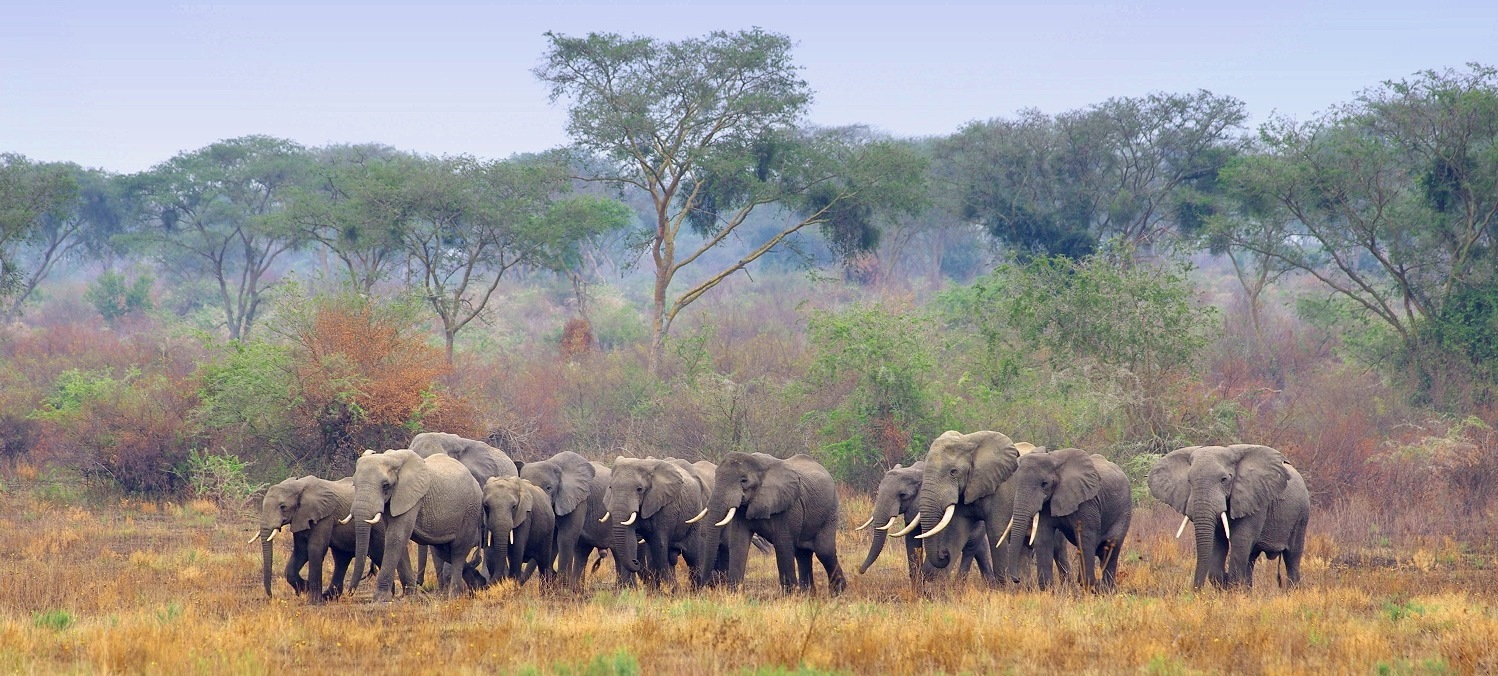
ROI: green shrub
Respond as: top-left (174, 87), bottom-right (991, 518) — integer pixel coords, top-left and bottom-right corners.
top-left (83, 270), bottom-right (152, 325)
top-left (33, 609), bottom-right (74, 631)
top-left (182, 448), bottom-right (264, 506)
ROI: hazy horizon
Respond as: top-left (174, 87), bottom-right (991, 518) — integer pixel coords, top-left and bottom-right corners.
top-left (4, 1), bottom-right (1497, 172)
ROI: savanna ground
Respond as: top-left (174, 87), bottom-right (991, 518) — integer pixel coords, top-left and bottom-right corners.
top-left (1, 486), bottom-right (1490, 675)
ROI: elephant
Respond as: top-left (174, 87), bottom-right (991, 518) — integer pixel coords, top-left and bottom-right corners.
top-left (1147, 444), bottom-right (1310, 589)
top-left (409, 432), bottom-right (517, 583)
top-left (1005, 448), bottom-right (1133, 591)
top-left (904, 431), bottom-right (1071, 586)
top-left (854, 462), bottom-right (993, 582)
top-left (698, 452), bottom-right (846, 594)
top-left (348, 449), bottom-right (486, 602)
top-left (257, 475), bottom-right (413, 604)
top-left (604, 457), bottom-right (707, 589)
top-left (481, 476), bottom-right (556, 586)
top-left (518, 452), bottom-right (620, 587)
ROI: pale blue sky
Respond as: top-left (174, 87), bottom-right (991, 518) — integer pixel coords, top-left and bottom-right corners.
top-left (3, 2), bottom-right (1496, 172)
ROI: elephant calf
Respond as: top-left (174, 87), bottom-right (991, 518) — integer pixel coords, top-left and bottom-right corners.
top-left (1006, 448), bottom-right (1132, 591)
top-left (256, 475), bottom-right (413, 604)
top-left (482, 477), bottom-right (557, 586)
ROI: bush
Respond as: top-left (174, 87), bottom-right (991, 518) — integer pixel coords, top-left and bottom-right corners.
top-left (83, 270), bottom-right (153, 325)
top-left (183, 448), bottom-right (264, 507)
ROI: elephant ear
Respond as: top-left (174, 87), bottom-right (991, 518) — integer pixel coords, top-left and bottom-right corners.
top-left (554, 455), bottom-right (595, 517)
top-left (390, 450), bottom-right (433, 517)
top-left (517, 480), bottom-right (536, 521)
top-left (1050, 449), bottom-right (1103, 517)
top-left (1147, 446), bottom-right (1200, 514)
top-left (454, 445), bottom-right (503, 485)
top-left (1228, 444), bottom-right (1289, 519)
top-left (748, 459), bottom-right (802, 519)
top-left (963, 431), bottom-right (1020, 504)
top-left (642, 462), bottom-right (685, 518)
top-left (291, 477), bottom-right (344, 532)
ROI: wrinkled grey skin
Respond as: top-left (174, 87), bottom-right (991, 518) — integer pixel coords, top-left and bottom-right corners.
top-left (1006, 449), bottom-right (1133, 591)
top-left (1148, 444), bottom-right (1309, 589)
top-left (518, 451), bottom-right (603, 587)
top-left (348, 449), bottom-right (485, 602)
top-left (258, 476), bottom-right (414, 604)
top-left (481, 477), bottom-right (556, 586)
top-left (856, 462), bottom-right (992, 581)
top-left (605, 457), bottom-right (706, 589)
top-left (409, 432), bottom-right (518, 584)
top-left (699, 453), bottom-right (846, 594)
top-left (912, 431), bottom-right (1044, 586)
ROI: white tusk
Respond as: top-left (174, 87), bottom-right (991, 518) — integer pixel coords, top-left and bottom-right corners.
top-left (1176, 515), bottom-right (1190, 539)
top-left (598, 511), bottom-right (610, 524)
top-left (338, 513), bottom-right (353, 525)
top-left (855, 515), bottom-right (875, 531)
top-left (265, 527), bottom-right (279, 543)
top-left (1221, 513), bottom-right (1231, 540)
top-left (248, 532), bottom-right (261, 544)
top-left (889, 514), bottom-right (921, 537)
top-left (638, 538), bottom-right (645, 544)
top-left (685, 508), bottom-right (708, 524)
top-left (620, 512), bottom-right (638, 526)
top-left (365, 512), bottom-right (381, 525)
top-left (509, 530), bottom-right (514, 545)
top-left (714, 507), bottom-right (737, 527)
top-left (1027, 513), bottom-right (1040, 546)
top-left (914, 504), bottom-right (956, 540)
top-left (875, 516), bottom-right (899, 531)
top-left (469, 546), bottom-right (480, 562)
top-left (995, 522), bottom-right (1011, 548)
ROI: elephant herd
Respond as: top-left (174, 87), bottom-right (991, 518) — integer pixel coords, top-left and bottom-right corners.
top-left (255, 430), bottom-right (1311, 604)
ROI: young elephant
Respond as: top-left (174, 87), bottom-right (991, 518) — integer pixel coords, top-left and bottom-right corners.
top-left (1147, 444), bottom-right (1309, 589)
top-left (482, 477), bottom-right (557, 585)
top-left (606, 457), bottom-right (707, 589)
top-left (256, 476), bottom-right (412, 604)
top-left (1005, 448), bottom-right (1132, 591)
top-left (698, 452), bottom-right (846, 594)
top-left (518, 452), bottom-right (608, 587)
top-left (348, 449), bottom-right (486, 602)
top-left (855, 462), bottom-right (993, 581)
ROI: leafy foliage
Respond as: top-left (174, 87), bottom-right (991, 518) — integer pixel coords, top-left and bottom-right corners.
top-left (83, 270), bottom-right (153, 325)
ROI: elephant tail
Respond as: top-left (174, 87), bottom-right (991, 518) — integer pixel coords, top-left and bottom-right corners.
top-left (589, 549), bottom-right (609, 575)
top-left (750, 534), bottom-right (772, 555)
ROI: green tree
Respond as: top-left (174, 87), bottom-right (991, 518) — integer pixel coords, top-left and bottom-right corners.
top-left (536, 29), bottom-right (926, 372)
top-left (126, 136), bottom-right (312, 339)
top-left (0, 154), bottom-right (77, 302)
top-left (288, 144), bottom-right (420, 294)
top-left (5, 165), bottom-right (128, 321)
top-left (83, 269), bottom-right (154, 325)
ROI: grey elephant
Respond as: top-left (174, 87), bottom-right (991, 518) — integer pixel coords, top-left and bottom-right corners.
top-left (604, 457), bottom-right (707, 589)
top-left (1147, 444), bottom-right (1309, 589)
top-left (409, 432), bottom-right (517, 584)
top-left (1005, 448), bottom-right (1132, 591)
top-left (257, 475), bottom-right (414, 604)
top-left (905, 431), bottom-right (1071, 586)
top-left (348, 449), bottom-right (486, 601)
top-left (481, 476), bottom-right (556, 585)
top-left (698, 452), bottom-right (845, 594)
top-left (855, 462), bottom-right (993, 581)
top-left (519, 452), bottom-right (618, 587)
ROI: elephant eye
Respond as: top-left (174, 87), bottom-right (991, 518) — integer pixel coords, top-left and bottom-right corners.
top-left (1221, 475), bottom-right (1230, 483)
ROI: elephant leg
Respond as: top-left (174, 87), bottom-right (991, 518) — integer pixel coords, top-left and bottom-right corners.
top-left (306, 527), bottom-right (334, 605)
top-left (971, 535), bottom-right (994, 581)
top-left (415, 543), bottom-right (428, 587)
top-left (815, 526), bottom-right (846, 595)
top-left (1077, 523), bottom-right (1100, 592)
top-left (1051, 533), bottom-right (1074, 583)
top-left (1227, 539), bottom-right (1255, 588)
top-left (770, 529), bottom-right (798, 593)
top-left (1098, 539), bottom-right (1121, 592)
top-left (395, 547), bottom-right (417, 593)
top-left (375, 521), bottom-right (415, 603)
top-left (328, 550), bottom-right (352, 599)
top-left (1034, 528), bottom-right (1057, 591)
top-left (648, 533), bottom-right (674, 590)
top-left (726, 525), bottom-right (751, 589)
top-left (285, 534), bottom-right (310, 595)
top-left (795, 548), bottom-right (814, 592)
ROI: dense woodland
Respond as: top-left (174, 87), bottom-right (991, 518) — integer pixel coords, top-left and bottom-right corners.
top-left (2, 31), bottom-right (1496, 544)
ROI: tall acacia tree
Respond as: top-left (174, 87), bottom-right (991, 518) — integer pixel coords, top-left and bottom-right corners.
top-left (537, 29), bottom-right (925, 372)
top-left (0, 154), bottom-right (78, 303)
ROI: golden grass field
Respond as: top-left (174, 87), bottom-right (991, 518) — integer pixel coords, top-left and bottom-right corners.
top-left (0, 488), bottom-right (1492, 675)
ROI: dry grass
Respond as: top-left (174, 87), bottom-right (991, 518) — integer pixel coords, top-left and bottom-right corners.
top-left (1, 493), bottom-right (1493, 675)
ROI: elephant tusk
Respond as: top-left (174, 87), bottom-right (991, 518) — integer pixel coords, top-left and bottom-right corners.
top-left (638, 538), bottom-right (645, 544)
top-left (468, 546), bottom-right (480, 563)
top-left (1176, 515), bottom-right (1190, 539)
top-left (1221, 513), bottom-right (1231, 540)
top-left (915, 504), bottom-right (955, 540)
top-left (995, 522), bottom-right (1011, 548)
top-left (1027, 513), bottom-right (1040, 547)
top-left (875, 516), bottom-right (899, 531)
top-left (620, 512), bottom-right (638, 526)
top-left (889, 514), bottom-right (921, 538)
top-left (338, 513), bottom-right (353, 525)
top-left (685, 508), bottom-right (708, 524)
top-left (855, 515), bottom-right (875, 531)
top-left (714, 507), bottom-right (737, 527)
top-left (248, 532), bottom-right (261, 545)
top-left (599, 511), bottom-right (610, 524)
top-left (265, 528), bottom-right (278, 543)
top-left (364, 512), bottom-right (381, 525)
top-left (509, 530), bottom-right (514, 545)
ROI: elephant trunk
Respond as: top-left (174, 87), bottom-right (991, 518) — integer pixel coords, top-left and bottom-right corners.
top-left (487, 538), bottom-right (510, 582)
top-left (260, 529), bottom-right (275, 597)
top-left (1189, 491), bottom-right (1228, 589)
top-left (348, 496), bottom-right (381, 591)
top-left (917, 494), bottom-right (953, 569)
top-left (858, 501), bottom-right (900, 574)
top-left (1006, 494), bottom-right (1044, 580)
top-left (613, 524), bottom-right (641, 573)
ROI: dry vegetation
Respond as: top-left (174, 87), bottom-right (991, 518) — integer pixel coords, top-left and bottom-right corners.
top-left (0, 488), bottom-right (1490, 675)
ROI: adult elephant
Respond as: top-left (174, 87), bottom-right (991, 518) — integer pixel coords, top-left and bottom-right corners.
top-left (409, 432), bottom-right (517, 583)
top-left (1147, 444), bottom-right (1309, 589)
top-left (347, 449), bottom-right (485, 602)
top-left (605, 457), bottom-right (707, 589)
top-left (698, 452), bottom-right (845, 594)
top-left (518, 451), bottom-right (609, 587)
top-left (481, 477), bottom-right (556, 586)
top-left (257, 475), bottom-right (413, 604)
top-left (855, 462), bottom-right (992, 581)
top-left (899, 431), bottom-right (1024, 585)
top-left (1005, 448), bottom-right (1132, 591)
